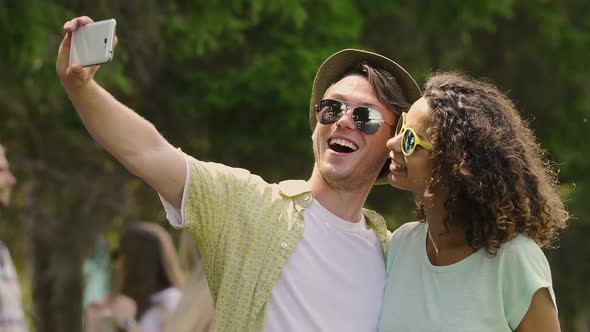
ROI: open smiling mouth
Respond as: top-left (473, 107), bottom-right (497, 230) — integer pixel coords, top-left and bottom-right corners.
top-left (329, 138), bottom-right (358, 153)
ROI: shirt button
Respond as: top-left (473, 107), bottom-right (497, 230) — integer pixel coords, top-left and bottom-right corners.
top-left (280, 242), bottom-right (288, 249)
top-left (303, 194), bottom-right (311, 201)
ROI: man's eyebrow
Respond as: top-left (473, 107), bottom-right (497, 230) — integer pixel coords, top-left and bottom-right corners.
top-left (327, 93), bottom-right (381, 109)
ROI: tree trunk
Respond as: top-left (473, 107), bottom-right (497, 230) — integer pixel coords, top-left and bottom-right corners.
top-left (24, 180), bottom-right (84, 332)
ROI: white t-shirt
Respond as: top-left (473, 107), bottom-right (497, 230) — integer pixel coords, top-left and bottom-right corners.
top-left (139, 287), bottom-right (182, 332)
top-left (159, 159), bottom-right (387, 331)
top-left (263, 199), bottom-right (386, 332)
top-left (379, 221), bottom-right (556, 332)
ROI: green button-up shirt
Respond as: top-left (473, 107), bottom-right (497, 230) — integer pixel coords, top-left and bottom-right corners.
top-left (178, 155), bottom-right (390, 331)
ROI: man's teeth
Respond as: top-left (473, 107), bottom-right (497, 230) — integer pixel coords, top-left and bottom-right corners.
top-left (329, 138), bottom-right (358, 151)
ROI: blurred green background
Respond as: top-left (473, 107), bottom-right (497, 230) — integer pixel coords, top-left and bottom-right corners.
top-left (0, 0), bottom-right (589, 331)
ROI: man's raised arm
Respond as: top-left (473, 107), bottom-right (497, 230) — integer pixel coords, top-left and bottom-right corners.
top-left (56, 16), bottom-right (185, 208)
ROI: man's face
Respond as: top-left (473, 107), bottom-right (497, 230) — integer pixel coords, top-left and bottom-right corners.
top-left (312, 74), bottom-right (396, 190)
top-left (0, 149), bottom-right (16, 207)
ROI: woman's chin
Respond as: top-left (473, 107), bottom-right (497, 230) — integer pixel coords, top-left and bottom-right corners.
top-left (387, 174), bottom-right (412, 192)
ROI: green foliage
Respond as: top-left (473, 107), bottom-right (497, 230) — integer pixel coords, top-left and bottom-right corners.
top-left (1, 0), bottom-right (589, 330)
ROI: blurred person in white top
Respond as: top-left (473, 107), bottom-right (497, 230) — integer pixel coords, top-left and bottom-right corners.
top-left (84, 223), bottom-right (184, 332)
top-left (0, 144), bottom-right (27, 332)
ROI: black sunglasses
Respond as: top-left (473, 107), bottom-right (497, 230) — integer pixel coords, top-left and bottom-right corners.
top-left (315, 99), bottom-right (393, 135)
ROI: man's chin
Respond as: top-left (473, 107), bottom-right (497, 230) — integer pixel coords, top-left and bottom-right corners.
top-left (319, 164), bottom-right (350, 180)
top-left (321, 169), bottom-right (367, 189)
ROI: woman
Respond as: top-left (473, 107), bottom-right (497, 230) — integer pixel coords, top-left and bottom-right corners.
top-left (85, 222), bottom-right (184, 332)
top-left (380, 72), bottom-right (568, 331)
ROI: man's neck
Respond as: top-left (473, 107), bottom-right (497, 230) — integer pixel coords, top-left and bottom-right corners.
top-left (308, 172), bottom-right (372, 223)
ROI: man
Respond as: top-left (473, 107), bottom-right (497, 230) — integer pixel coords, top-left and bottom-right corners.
top-left (57, 16), bottom-right (420, 331)
top-left (0, 144), bottom-right (27, 332)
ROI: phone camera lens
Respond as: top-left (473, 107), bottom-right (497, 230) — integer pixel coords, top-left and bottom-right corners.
top-left (104, 38), bottom-right (107, 44)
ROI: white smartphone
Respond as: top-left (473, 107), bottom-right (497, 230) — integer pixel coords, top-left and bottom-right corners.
top-left (69, 19), bottom-right (117, 67)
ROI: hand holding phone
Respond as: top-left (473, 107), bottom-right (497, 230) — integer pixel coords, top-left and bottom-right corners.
top-left (69, 18), bottom-right (117, 67)
top-left (57, 17), bottom-right (117, 90)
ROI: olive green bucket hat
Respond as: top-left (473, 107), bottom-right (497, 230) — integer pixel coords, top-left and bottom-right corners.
top-left (309, 48), bottom-right (421, 131)
top-left (308, 49), bottom-right (421, 185)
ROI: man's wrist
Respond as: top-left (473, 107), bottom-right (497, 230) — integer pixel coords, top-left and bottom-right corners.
top-left (64, 78), bottom-right (97, 100)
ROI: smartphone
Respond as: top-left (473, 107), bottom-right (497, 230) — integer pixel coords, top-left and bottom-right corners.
top-left (69, 19), bottom-right (117, 67)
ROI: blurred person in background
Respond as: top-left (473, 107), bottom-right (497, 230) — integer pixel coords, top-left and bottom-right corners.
top-left (83, 236), bottom-right (112, 309)
top-left (163, 231), bottom-right (213, 332)
top-left (380, 72), bottom-right (569, 332)
top-left (84, 222), bottom-right (184, 332)
top-left (57, 15), bottom-right (420, 331)
top-left (0, 144), bottom-right (27, 332)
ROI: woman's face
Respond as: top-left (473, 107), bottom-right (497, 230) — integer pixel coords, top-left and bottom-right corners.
top-left (386, 97), bottom-right (434, 196)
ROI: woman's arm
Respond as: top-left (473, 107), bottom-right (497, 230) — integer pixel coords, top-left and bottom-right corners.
top-left (515, 288), bottom-right (560, 332)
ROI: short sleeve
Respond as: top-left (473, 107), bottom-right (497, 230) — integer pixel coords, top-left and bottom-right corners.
top-left (159, 154), bottom-right (190, 228)
top-left (158, 152), bottom-right (259, 269)
top-left (500, 235), bottom-right (556, 330)
top-left (180, 155), bottom-right (255, 250)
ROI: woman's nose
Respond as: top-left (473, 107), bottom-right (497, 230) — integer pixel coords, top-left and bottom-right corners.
top-left (387, 134), bottom-right (402, 152)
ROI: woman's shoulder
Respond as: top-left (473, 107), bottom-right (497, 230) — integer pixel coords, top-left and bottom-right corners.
top-left (496, 234), bottom-right (551, 279)
top-left (497, 234), bottom-right (545, 259)
top-left (495, 234), bottom-right (555, 329)
top-left (386, 221), bottom-right (425, 254)
top-left (151, 287), bottom-right (182, 310)
top-left (391, 221), bottom-right (425, 240)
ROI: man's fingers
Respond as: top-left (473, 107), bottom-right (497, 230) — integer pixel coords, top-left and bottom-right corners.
top-left (60, 31), bottom-right (72, 51)
top-left (64, 64), bottom-right (84, 81)
top-left (74, 16), bottom-right (94, 28)
top-left (56, 32), bottom-right (72, 75)
top-left (113, 35), bottom-right (118, 48)
top-left (63, 16), bottom-right (94, 32)
top-left (70, 64), bottom-right (84, 76)
top-left (58, 17), bottom-right (102, 86)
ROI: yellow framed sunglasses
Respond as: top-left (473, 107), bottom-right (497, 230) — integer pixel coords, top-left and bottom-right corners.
top-left (395, 112), bottom-right (434, 156)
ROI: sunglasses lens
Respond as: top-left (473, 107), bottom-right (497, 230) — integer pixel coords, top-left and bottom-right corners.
top-left (402, 130), bottom-right (416, 155)
top-left (316, 99), bottom-right (344, 125)
top-left (316, 99), bottom-right (384, 135)
top-left (352, 107), bottom-right (382, 135)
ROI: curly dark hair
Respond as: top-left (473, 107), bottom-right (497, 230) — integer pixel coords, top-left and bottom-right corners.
top-left (418, 72), bottom-right (569, 255)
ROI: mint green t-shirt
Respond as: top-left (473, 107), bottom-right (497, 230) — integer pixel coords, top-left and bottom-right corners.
top-left (379, 221), bottom-right (556, 332)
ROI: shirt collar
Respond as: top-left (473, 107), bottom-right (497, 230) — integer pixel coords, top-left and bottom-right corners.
top-left (278, 180), bottom-right (384, 225)
top-left (278, 180), bottom-right (311, 197)
top-left (278, 179), bottom-right (389, 250)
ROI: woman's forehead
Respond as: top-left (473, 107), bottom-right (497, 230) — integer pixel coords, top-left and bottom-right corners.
top-left (407, 98), bottom-right (432, 132)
